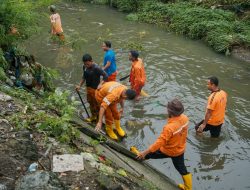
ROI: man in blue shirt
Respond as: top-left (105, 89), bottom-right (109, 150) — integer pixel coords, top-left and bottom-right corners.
top-left (102, 41), bottom-right (117, 81)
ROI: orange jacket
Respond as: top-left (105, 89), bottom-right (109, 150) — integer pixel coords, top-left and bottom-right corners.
top-left (129, 58), bottom-right (146, 87)
top-left (207, 90), bottom-right (227, 126)
top-left (95, 82), bottom-right (127, 110)
top-left (149, 114), bottom-right (189, 157)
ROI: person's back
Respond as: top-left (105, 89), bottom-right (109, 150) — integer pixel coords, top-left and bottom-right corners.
top-left (104, 49), bottom-right (116, 76)
top-left (152, 114), bottom-right (189, 157)
top-left (96, 81), bottom-right (126, 104)
top-left (207, 90), bottom-right (227, 126)
top-left (84, 63), bottom-right (107, 89)
top-left (130, 58), bottom-right (146, 86)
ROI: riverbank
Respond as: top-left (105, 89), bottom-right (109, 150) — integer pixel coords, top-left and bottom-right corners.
top-left (84, 0), bottom-right (250, 62)
top-left (0, 83), bottom-right (180, 190)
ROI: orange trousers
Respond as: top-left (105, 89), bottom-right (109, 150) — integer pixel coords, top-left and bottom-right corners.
top-left (87, 87), bottom-right (99, 117)
top-left (56, 33), bottom-right (65, 41)
top-left (95, 92), bottom-right (120, 125)
top-left (131, 83), bottom-right (144, 96)
top-left (107, 71), bottom-right (117, 82)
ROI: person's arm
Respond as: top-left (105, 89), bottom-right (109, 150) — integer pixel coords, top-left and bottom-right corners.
top-left (197, 109), bottom-right (212, 132)
top-left (103, 60), bottom-right (111, 70)
top-left (75, 79), bottom-right (85, 91)
top-left (95, 106), bottom-right (105, 132)
top-left (137, 126), bottom-right (171, 160)
top-left (136, 148), bottom-right (151, 160)
top-left (97, 65), bottom-right (108, 81)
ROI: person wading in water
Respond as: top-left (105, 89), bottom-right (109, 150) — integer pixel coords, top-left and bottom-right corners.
top-left (131, 99), bottom-right (192, 190)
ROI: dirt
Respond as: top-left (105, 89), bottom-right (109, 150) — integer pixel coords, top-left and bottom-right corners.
top-left (231, 46), bottom-right (250, 63)
top-left (0, 91), bottom-right (149, 190)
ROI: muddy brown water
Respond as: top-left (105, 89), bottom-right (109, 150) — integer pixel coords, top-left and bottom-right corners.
top-left (25, 2), bottom-right (250, 189)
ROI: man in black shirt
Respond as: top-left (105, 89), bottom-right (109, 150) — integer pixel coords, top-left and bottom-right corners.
top-left (76, 54), bottom-right (108, 122)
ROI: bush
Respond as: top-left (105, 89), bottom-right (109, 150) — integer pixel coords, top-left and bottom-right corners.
top-left (0, 0), bottom-right (56, 48)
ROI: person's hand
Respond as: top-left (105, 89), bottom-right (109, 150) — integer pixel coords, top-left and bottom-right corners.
top-left (95, 121), bottom-right (102, 132)
top-left (75, 85), bottom-right (80, 92)
top-left (197, 123), bottom-right (206, 133)
top-left (136, 150), bottom-right (147, 160)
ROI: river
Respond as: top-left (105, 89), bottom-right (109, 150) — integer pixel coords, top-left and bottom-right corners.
top-left (25, 2), bottom-right (250, 190)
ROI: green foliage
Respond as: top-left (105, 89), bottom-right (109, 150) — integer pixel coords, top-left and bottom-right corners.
top-left (41, 67), bottom-right (59, 91)
top-left (0, 67), bottom-right (7, 81)
top-left (126, 13), bottom-right (139, 21)
top-left (0, 0), bottom-right (56, 48)
top-left (36, 112), bottom-right (80, 143)
top-left (0, 48), bottom-right (9, 70)
top-left (137, 2), bottom-right (250, 53)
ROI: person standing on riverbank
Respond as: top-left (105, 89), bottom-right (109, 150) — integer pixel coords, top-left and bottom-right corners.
top-left (196, 76), bottom-right (227, 137)
top-left (76, 54), bottom-right (108, 122)
top-left (102, 41), bottom-right (117, 81)
top-left (131, 99), bottom-right (192, 190)
top-left (49, 5), bottom-right (64, 41)
top-left (95, 81), bottom-right (136, 140)
top-left (129, 50), bottom-right (146, 99)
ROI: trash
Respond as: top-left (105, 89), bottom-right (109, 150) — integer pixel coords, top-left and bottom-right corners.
top-left (52, 154), bottom-right (84, 173)
top-left (98, 155), bottom-right (106, 162)
top-left (28, 162), bottom-right (38, 172)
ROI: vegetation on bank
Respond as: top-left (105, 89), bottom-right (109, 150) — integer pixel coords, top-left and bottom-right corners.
top-left (0, 84), bottom-right (80, 143)
top-left (0, 0), bottom-right (80, 144)
top-left (81, 0), bottom-right (250, 54)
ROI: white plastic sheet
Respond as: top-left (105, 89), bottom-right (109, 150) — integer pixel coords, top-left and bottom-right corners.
top-left (52, 154), bottom-right (84, 172)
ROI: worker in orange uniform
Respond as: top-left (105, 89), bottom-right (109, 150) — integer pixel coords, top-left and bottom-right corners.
top-left (129, 50), bottom-right (146, 99)
top-left (95, 82), bottom-right (136, 140)
top-left (131, 99), bottom-right (192, 190)
top-left (76, 54), bottom-right (108, 122)
top-left (49, 5), bottom-right (64, 41)
top-left (196, 76), bottom-right (227, 137)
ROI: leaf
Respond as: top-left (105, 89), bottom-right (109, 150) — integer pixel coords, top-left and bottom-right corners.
top-left (116, 169), bottom-right (127, 177)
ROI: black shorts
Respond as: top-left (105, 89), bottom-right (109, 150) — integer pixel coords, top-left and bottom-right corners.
top-left (195, 120), bottom-right (222, 137)
top-left (203, 124), bottom-right (222, 137)
top-left (145, 150), bottom-right (188, 175)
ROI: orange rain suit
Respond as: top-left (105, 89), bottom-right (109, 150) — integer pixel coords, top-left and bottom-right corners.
top-left (129, 58), bottom-right (146, 96)
top-left (87, 87), bottom-right (99, 117)
top-left (95, 82), bottom-right (127, 125)
top-left (207, 90), bottom-right (227, 126)
top-left (149, 114), bottom-right (189, 157)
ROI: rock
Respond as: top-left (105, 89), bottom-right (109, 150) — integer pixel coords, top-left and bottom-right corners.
top-left (10, 76), bottom-right (16, 80)
top-left (0, 93), bottom-right (12, 102)
top-left (15, 171), bottom-right (65, 190)
top-left (96, 174), bottom-right (123, 190)
top-left (5, 78), bottom-right (14, 86)
top-left (0, 184), bottom-right (7, 190)
top-left (7, 131), bottom-right (38, 161)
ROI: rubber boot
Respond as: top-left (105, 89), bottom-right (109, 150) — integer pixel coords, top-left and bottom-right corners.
top-left (130, 146), bottom-right (140, 155)
top-left (85, 115), bottom-right (97, 123)
top-left (105, 124), bottom-right (118, 140)
top-left (140, 90), bottom-right (149, 97)
top-left (178, 173), bottom-right (192, 190)
top-left (114, 120), bottom-right (126, 137)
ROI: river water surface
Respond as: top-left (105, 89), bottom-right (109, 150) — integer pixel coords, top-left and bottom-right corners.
top-left (26, 3), bottom-right (250, 190)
